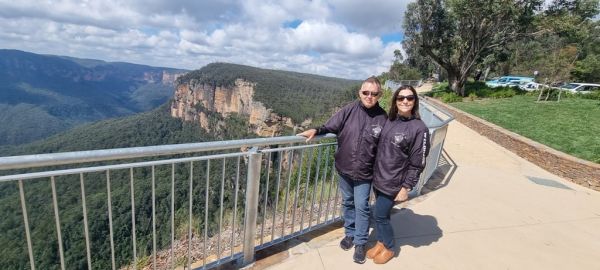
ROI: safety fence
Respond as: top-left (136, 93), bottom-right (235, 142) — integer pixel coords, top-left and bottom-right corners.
top-left (384, 79), bottom-right (423, 90)
top-left (0, 102), bottom-right (452, 270)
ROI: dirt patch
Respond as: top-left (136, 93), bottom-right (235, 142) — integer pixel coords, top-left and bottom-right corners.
top-left (424, 96), bottom-right (600, 191)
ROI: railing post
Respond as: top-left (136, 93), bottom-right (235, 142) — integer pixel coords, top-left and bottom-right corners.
top-left (242, 147), bottom-right (262, 266)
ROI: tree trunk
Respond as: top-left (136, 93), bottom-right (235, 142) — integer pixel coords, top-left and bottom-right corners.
top-left (448, 72), bottom-right (466, 96)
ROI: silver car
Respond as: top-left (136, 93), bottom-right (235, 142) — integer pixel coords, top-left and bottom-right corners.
top-left (560, 83), bottom-right (600, 94)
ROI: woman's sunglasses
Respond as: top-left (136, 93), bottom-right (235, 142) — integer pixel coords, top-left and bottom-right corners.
top-left (396, 95), bottom-right (415, 101)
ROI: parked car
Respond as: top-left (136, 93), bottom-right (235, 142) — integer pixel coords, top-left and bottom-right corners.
top-left (560, 83), bottom-right (600, 94)
top-left (486, 76), bottom-right (535, 88)
top-left (518, 82), bottom-right (542, 91)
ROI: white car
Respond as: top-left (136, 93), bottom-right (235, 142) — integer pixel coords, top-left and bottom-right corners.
top-left (486, 76), bottom-right (534, 88)
top-left (518, 82), bottom-right (542, 91)
top-left (560, 83), bottom-right (600, 94)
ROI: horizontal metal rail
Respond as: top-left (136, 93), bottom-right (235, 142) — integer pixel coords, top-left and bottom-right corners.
top-left (384, 79), bottom-right (423, 90)
top-left (0, 134), bottom-right (337, 170)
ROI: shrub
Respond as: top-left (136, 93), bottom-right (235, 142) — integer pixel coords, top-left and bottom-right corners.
top-left (579, 91), bottom-right (600, 100)
top-left (525, 90), bottom-right (539, 96)
top-left (432, 91), bottom-right (449, 98)
top-left (464, 81), bottom-right (488, 96)
top-left (432, 82), bottom-right (449, 92)
top-left (468, 92), bottom-right (478, 101)
top-left (441, 92), bottom-right (463, 103)
top-left (476, 88), bottom-right (493, 98)
top-left (490, 88), bottom-right (516, 99)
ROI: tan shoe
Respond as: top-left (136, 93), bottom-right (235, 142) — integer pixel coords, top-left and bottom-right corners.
top-left (373, 246), bottom-right (394, 264)
top-left (366, 241), bottom-right (384, 259)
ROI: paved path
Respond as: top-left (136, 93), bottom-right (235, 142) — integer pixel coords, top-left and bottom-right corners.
top-left (415, 82), bottom-right (433, 93)
top-left (261, 120), bottom-right (600, 270)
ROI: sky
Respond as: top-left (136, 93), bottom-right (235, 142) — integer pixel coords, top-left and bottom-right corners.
top-left (0, 0), bottom-right (413, 79)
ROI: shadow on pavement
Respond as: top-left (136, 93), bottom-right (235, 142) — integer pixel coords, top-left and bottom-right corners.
top-left (368, 208), bottom-right (443, 257)
top-left (420, 149), bottom-right (457, 195)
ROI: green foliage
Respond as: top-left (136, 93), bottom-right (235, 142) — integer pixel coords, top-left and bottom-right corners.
top-left (577, 91), bottom-right (600, 100)
top-left (0, 49), bottom-right (185, 146)
top-left (452, 95), bottom-right (600, 162)
top-left (489, 88), bottom-right (517, 99)
top-left (432, 82), bottom-right (449, 92)
top-left (571, 53), bottom-right (600, 82)
top-left (377, 87), bottom-right (394, 113)
top-left (441, 92), bottom-right (463, 103)
top-left (402, 0), bottom-right (540, 95)
top-left (483, 0), bottom-right (599, 84)
top-left (425, 82), bottom-right (451, 98)
top-left (0, 103), bottom-right (260, 269)
top-left (177, 63), bottom-right (359, 124)
top-left (432, 81), bottom-right (529, 101)
top-left (380, 50), bottom-right (423, 81)
top-left (0, 103), bottom-right (69, 145)
top-left (1, 104), bottom-right (208, 155)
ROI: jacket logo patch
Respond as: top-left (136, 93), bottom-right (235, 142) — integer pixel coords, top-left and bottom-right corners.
top-left (371, 124), bottom-right (382, 138)
top-left (392, 132), bottom-right (406, 147)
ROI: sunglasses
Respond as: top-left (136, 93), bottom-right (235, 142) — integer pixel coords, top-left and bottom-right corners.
top-left (396, 95), bottom-right (416, 101)
top-left (361, 91), bottom-right (380, 97)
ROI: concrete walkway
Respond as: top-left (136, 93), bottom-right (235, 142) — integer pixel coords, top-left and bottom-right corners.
top-left (262, 121), bottom-right (600, 270)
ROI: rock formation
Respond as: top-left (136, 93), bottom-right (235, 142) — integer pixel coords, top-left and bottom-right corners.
top-left (171, 78), bottom-right (311, 136)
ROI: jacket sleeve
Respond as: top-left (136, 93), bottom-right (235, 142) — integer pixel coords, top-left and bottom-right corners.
top-left (402, 126), bottom-right (431, 189)
top-left (315, 103), bottom-right (351, 135)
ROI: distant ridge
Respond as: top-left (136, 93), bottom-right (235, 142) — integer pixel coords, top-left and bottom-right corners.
top-left (0, 49), bottom-right (187, 145)
top-left (178, 62), bottom-right (359, 123)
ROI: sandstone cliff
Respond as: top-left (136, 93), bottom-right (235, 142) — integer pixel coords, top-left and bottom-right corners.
top-left (171, 78), bottom-right (310, 136)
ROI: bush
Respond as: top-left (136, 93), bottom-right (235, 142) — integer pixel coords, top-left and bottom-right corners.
top-left (432, 91), bottom-right (449, 98)
top-left (441, 92), bottom-right (463, 103)
top-left (468, 92), bottom-right (478, 101)
top-left (475, 88), bottom-right (493, 98)
top-left (536, 89), bottom-right (573, 100)
top-left (490, 88), bottom-right (516, 99)
top-left (464, 81), bottom-right (488, 96)
top-left (578, 91), bottom-right (600, 100)
top-left (525, 90), bottom-right (539, 96)
top-left (425, 83), bottom-right (451, 97)
top-left (432, 82), bottom-right (449, 92)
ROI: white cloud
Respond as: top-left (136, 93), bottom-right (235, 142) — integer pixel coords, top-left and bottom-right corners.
top-left (0, 0), bottom-right (415, 79)
top-left (327, 0), bottom-right (412, 35)
top-left (285, 20), bottom-right (383, 57)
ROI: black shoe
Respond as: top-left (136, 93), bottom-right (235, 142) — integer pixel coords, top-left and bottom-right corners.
top-left (340, 236), bottom-right (354, 250)
top-left (353, 244), bottom-right (366, 264)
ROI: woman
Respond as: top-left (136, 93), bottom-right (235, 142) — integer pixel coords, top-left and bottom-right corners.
top-left (366, 85), bottom-right (430, 264)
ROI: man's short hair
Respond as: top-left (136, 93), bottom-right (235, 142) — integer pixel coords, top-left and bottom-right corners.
top-left (362, 76), bottom-right (381, 89)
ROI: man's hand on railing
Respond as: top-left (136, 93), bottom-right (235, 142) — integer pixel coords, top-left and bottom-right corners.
top-left (297, 129), bottom-right (317, 142)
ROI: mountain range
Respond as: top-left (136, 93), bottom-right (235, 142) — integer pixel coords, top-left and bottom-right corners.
top-left (0, 49), bottom-right (187, 146)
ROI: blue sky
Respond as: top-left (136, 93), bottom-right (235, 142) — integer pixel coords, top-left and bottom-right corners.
top-left (0, 0), bottom-right (413, 79)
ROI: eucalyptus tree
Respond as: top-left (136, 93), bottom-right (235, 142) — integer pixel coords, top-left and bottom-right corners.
top-left (403, 0), bottom-right (542, 95)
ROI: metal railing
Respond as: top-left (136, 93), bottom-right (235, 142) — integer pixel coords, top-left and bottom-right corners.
top-left (0, 103), bottom-right (452, 270)
top-left (384, 79), bottom-right (423, 90)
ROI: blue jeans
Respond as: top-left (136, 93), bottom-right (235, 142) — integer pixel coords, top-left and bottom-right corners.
top-left (338, 174), bottom-right (371, 246)
top-left (373, 189), bottom-right (395, 249)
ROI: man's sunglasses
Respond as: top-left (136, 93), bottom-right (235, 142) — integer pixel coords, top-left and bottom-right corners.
top-left (396, 95), bottom-right (416, 101)
top-left (361, 91), bottom-right (380, 97)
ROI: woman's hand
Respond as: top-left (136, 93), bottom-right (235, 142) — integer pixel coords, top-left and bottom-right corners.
top-left (394, 187), bottom-right (410, 202)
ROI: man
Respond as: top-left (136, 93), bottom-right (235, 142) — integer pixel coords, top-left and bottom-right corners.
top-left (297, 76), bottom-right (387, 264)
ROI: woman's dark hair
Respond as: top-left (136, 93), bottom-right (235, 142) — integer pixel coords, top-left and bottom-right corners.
top-left (388, 85), bottom-right (420, 121)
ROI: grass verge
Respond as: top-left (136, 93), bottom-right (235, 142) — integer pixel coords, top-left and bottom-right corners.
top-left (450, 95), bottom-right (600, 163)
